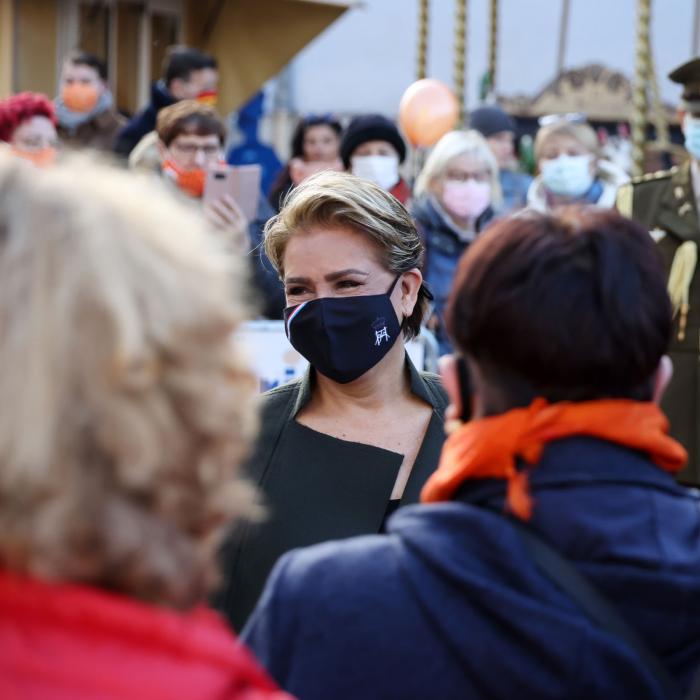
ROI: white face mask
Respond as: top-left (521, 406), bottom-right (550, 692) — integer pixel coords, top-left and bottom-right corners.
top-left (351, 155), bottom-right (400, 191)
top-left (540, 154), bottom-right (594, 198)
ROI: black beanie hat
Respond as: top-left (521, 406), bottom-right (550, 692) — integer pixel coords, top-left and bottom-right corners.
top-left (469, 106), bottom-right (516, 138)
top-left (340, 114), bottom-right (407, 167)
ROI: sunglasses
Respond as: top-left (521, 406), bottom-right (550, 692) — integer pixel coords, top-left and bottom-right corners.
top-left (537, 112), bottom-right (588, 127)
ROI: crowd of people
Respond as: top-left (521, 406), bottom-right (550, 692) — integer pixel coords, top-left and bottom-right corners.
top-left (2, 40), bottom-right (700, 700)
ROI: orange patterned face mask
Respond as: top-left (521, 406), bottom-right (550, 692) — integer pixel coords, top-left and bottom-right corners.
top-left (196, 90), bottom-right (219, 108)
top-left (162, 159), bottom-right (206, 198)
top-left (11, 146), bottom-right (57, 168)
top-left (61, 84), bottom-right (100, 113)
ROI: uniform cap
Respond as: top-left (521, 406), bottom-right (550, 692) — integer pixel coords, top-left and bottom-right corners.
top-left (669, 57), bottom-right (700, 111)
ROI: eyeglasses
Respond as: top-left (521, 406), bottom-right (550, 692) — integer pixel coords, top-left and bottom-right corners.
top-left (15, 137), bottom-right (58, 152)
top-left (170, 142), bottom-right (220, 156)
top-left (444, 170), bottom-right (491, 183)
top-left (537, 112), bottom-right (587, 127)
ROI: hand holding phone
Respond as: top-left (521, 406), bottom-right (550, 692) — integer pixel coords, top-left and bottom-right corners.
top-left (204, 164), bottom-right (261, 221)
top-left (204, 194), bottom-right (248, 252)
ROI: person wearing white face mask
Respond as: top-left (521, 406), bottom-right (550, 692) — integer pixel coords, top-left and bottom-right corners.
top-left (412, 130), bottom-right (501, 354)
top-left (527, 118), bottom-right (628, 213)
top-left (340, 113), bottom-right (411, 204)
top-left (616, 56), bottom-right (700, 485)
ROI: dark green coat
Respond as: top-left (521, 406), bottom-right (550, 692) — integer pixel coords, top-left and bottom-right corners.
top-left (617, 160), bottom-right (700, 483)
top-left (214, 358), bottom-right (448, 631)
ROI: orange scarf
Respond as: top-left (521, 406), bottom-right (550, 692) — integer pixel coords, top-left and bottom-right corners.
top-left (421, 398), bottom-right (687, 520)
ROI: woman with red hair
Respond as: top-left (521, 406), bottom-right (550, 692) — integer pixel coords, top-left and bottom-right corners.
top-left (0, 92), bottom-right (58, 166)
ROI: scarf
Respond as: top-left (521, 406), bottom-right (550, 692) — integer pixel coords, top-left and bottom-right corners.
top-left (55, 90), bottom-right (114, 132)
top-left (421, 398), bottom-right (687, 520)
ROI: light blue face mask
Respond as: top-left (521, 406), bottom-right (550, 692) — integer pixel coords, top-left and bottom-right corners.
top-left (684, 114), bottom-right (700, 160)
top-left (541, 154), bottom-right (594, 197)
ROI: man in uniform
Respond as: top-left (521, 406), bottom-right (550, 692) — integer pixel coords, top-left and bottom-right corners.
top-left (617, 57), bottom-right (700, 483)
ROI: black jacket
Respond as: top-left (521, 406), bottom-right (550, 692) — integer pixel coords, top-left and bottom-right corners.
top-left (214, 358), bottom-right (448, 630)
top-left (114, 81), bottom-right (175, 157)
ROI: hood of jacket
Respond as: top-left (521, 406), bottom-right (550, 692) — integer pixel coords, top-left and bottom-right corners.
top-left (387, 437), bottom-right (700, 697)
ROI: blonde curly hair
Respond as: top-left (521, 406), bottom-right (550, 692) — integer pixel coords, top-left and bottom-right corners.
top-left (0, 154), bottom-right (259, 609)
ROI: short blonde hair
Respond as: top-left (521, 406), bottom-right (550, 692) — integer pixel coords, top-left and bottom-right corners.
top-left (534, 121), bottom-right (599, 162)
top-left (414, 129), bottom-right (502, 206)
top-left (0, 154), bottom-right (258, 609)
top-left (265, 170), bottom-right (429, 339)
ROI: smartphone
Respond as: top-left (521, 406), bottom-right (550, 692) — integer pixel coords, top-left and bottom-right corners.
top-left (204, 164), bottom-right (261, 221)
top-left (456, 356), bottom-right (472, 422)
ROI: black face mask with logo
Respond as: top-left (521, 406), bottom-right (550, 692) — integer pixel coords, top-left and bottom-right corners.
top-left (284, 276), bottom-right (402, 384)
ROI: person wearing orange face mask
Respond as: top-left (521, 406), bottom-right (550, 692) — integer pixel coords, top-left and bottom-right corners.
top-left (55, 51), bottom-right (125, 152)
top-left (116, 46), bottom-right (219, 159)
top-left (156, 100), bottom-right (285, 318)
top-left (0, 92), bottom-right (58, 168)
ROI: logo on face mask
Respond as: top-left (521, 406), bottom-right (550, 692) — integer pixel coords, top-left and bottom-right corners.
top-left (372, 317), bottom-right (390, 346)
top-left (284, 276), bottom-right (402, 384)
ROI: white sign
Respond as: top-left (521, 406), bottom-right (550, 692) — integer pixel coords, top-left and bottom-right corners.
top-left (238, 320), bottom-right (427, 392)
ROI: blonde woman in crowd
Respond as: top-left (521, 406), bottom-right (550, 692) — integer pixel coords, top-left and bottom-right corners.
top-left (527, 117), bottom-right (628, 212)
top-left (216, 171), bottom-right (448, 631)
top-left (0, 154), bottom-right (291, 700)
top-left (411, 130), bottom-right (502, 354)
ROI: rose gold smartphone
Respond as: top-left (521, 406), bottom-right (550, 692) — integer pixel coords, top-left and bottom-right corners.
top-left (204, 164), bottom-right (261, 220)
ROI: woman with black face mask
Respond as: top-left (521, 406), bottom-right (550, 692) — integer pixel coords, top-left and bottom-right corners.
top-left (215, 171), bottom-right (448, 631)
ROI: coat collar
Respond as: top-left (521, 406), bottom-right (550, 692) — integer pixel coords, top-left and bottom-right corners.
top-left (290, 352), bottom-right (440, 418)
top-left (657, 160), bottom-right (700, 241)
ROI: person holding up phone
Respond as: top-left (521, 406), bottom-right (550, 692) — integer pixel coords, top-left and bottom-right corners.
top-left (155, 101), bottom-right (285, 318)
top-left (156, 101), bottom-right (248, 251)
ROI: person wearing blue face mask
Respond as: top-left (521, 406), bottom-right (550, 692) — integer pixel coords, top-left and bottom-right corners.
top-left (214, 171), bottom-right (448, 631)
top-left (527, 118), bottom-right (628, 213)
top-left (617, 56), bottom-right (700, 486)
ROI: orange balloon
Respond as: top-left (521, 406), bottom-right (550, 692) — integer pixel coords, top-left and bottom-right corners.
top-left (399, 79), bottom-right (460, 148)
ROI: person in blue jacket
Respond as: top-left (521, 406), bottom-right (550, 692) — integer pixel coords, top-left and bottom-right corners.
top-left (243, 207), bottom-right (700, 700)
top-left (114, 46), bottom-right (218, 158)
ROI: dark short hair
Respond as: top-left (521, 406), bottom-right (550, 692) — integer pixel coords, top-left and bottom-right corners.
top-left (64, 50), bottom-right (108, 81)
top-left (156, 100), bottom-right (225, 147)
top-left (447, 208), bottom-right (672, 404)
top-left (162, 46), bottom-right (218, 87)
top-left (291, 115), bottom-right (342, 159)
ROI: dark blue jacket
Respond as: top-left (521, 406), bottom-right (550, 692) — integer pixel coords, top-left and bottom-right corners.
top-left (247, 196), bottom-right (285, 319)
top-left (411, 195), bottom-right (495, 355)
top-left (243, 438), bottom-right (700, 699)
top-left (114, 81), bottom-right (175, 157)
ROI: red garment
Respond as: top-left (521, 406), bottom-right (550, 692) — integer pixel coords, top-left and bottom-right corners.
top-left (0, 569), bottom-right (293, 700)
top-left (421, 398), bottom-right (687, 520)
top-left (389, 178), bottom-right (411, 205)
